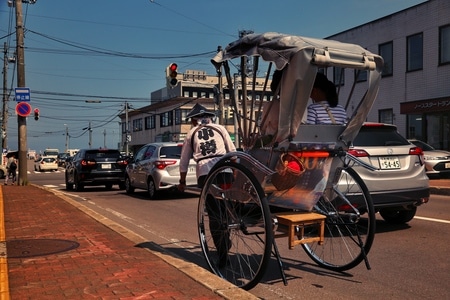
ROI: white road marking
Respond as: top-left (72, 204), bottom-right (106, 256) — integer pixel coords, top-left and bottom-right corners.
top-left (415, 216), bottom-right (450, 224)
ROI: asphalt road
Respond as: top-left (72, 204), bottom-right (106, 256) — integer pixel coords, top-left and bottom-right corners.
top-left (27, 164), bottom-right (450, 299)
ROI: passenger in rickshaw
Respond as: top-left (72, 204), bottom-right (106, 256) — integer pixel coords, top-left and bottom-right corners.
top-left (178, 103), bottom-right (236, 268)
top-left (306, 72), bottom-right (347, 125)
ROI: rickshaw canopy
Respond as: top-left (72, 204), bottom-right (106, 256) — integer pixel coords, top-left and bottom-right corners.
top-left (212, 32), bottom-right (384, 146)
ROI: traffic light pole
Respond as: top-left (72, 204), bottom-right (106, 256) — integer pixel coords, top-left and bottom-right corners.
top-left (15, 0), bottom-right (28, 185)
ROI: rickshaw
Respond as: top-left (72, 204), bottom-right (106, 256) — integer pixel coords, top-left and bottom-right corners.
top-left (190, 32), bottom-right (383, 290)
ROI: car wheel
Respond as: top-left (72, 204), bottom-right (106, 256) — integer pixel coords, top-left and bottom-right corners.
top-left (125, 177), bottom-right (134, 194)
top-left (105, 183), bottom-right (113, 190)
top-left (65, 175), bottom-right (73, 190)
top-left (74, 175), bottom-right (84, 192)
top-left (379, 207), bottom-right (417, 224)
top-left (118, 182), bottom-right (126, 190)
top-left (0, 169), bottom-right (4, 179)
top-left (147, 178), bottom-right (157, 199)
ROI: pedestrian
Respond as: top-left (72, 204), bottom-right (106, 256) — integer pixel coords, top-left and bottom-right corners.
top-left (178, 103), bottom-right (236, 189)
top-left (306, 72), bottom-right (347, 125)
top-left (5, 156), bottom-right (17, 185)
top-left (178, 103), bottom-right (236, 268)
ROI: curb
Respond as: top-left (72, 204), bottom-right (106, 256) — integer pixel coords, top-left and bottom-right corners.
top-left (429, 187), bottom-right (450, 196)
top-left (41, 185), bottom-right (258, 300)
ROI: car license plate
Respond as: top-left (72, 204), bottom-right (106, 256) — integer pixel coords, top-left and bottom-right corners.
top-left (378, 156), bottom-right (400, 169)
top-left (101, 163), bottom-right (111, 169)
top-left (445, 162), bottom-right (450, 169)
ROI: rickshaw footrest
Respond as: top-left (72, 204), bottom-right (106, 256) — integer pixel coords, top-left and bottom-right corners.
top-left (275, 212), bottom-right (326, 249)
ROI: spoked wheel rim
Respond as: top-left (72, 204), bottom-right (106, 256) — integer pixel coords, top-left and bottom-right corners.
top-left (302, 167), bottom-right (375, 271)
top-left (198, 160), bottom-right (273, 290)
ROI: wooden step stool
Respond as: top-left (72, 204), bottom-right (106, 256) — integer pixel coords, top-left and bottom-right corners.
top-left (275, 212), bottom-right (326, 249)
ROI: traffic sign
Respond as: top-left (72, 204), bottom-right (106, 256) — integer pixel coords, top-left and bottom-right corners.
top-left (15, 87), bottom-right (30, 102)
top-left (15, 102), bottom-right (32, 117)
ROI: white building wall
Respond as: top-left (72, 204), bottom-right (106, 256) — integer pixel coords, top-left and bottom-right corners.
top-left (329, 0), bottom-right (450, 137)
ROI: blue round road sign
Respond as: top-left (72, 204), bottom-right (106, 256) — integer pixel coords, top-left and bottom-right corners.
top-left (16, 102), bottom-right (32, 117)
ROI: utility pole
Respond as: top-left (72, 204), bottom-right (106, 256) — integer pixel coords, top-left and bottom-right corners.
top-left (213, 46), bottom-right (224, 125)
top-left (88, 121), bottom-right (92, 148)
top-left (2, 42), bottom-right (9, 151)
top-left (125, 102), bottom-right (129, 156)
top-left (64, 125), bottom-right (69, 152)
top-left (15, 0), bottom-right (27, 185)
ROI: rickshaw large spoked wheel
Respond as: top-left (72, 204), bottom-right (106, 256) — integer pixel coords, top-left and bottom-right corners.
top-left (198, 160), bottom-right (273, 290)
top-left (302, 167), bottom-right (375, 271)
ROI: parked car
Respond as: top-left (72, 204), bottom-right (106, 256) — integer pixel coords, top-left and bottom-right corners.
top-left (65, 148), bottom-right (128, 191)
top-left (125, 142), bottom-right (197, 199)
top-left (34, 156), bottom-right (58, 172)
top-left (348, 123), bottom-right (430, 224)
top-left (408, 139), bottom-right (450, 178)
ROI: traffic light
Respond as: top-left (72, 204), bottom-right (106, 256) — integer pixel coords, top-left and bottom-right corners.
top-left (34, 108), bottom-right (39, 121)
top-left (166, 63), bottom-right (178, 88)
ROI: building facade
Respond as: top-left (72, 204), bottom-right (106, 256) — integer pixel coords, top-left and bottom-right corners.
top-left (329, 0), bottom-right (450, 150)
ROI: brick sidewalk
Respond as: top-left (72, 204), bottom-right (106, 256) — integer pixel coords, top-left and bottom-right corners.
top-left (0, 185), bottom-right (256, 299)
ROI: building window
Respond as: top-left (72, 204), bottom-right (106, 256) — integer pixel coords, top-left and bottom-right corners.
top-left (439, 25), bottom-right (450, 65)
top-left (132, 118), bottom-right (143, 132)
top-left (121, 121), bottom-right (131, 134)
top-left (160, 111), bottom-right (173, 127)
top-left (333, 67), bottom-right (345, 86)
top-left (379, 41), bottom-right (393, 76)
top-left (175, 109), bottom-right (182, 125)
top-left (407, 33), bottom-right (423, 71)
top-left (379, 109), bottom-right (394, 124)
top-left (145, 115), bottom-right (155, 129)
top-left (407, 114), bottom-right (423, 140)
top-left (355, 70), bottom-right (367, 82)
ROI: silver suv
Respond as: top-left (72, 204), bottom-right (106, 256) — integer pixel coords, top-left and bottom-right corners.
top-left (125, 142), bottom-right (197, 199)
top-left (349, 123), bottom-right (430, 224)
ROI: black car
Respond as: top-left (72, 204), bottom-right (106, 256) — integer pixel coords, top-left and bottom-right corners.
top-left (56, 152), bottom-right (69, 167)
top-left (65, 148), bottom-right (128, 191)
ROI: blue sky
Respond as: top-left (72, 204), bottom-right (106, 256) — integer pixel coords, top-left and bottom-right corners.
top-left (0, 0), bottom-right (427, 154)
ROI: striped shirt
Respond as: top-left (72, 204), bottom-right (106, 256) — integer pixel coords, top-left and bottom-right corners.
top-left (306, 101), bottom-right (347, 125)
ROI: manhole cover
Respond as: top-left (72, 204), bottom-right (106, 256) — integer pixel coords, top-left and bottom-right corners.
top-left (5, 239), bottom-right (80, 258)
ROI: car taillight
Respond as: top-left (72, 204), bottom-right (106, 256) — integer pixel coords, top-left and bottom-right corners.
top-left (154, 160), bottom-right (177, 170)
top-left (347, 149), bottom-right (370, 157)
top-left (409, 146), bottom-right (425, 165)
top-left (81, 159), bottom-right (96, 167)
top-left (117, 160), bottom-right (128, 166)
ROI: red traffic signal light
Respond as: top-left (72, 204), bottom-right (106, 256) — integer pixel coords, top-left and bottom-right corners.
top-left (34, 108), bottom-right (39, 121)
top-left (167, 63), bottom-right (178, 87)
top-left (169, 63), bottom-right (177, 72)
